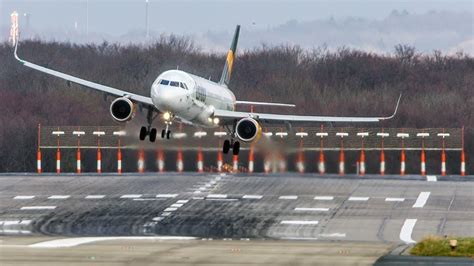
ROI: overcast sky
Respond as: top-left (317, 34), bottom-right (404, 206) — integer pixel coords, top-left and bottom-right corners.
top-left (1, 0), bottom-right (473, 54)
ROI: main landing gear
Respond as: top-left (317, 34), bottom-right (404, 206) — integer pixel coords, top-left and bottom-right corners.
top-left (222, 124), bottom-right (240, 155)
top-left (139, 108), bottom-right (171, 142)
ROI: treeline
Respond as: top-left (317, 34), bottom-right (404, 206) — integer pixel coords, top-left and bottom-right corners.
top-left (0, 37), bottom-right (472, 172)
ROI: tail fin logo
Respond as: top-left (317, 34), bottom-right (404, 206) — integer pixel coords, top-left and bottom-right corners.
top-left (219, 25), bottom-right (240, 86)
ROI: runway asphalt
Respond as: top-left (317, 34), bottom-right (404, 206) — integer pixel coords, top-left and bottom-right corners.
top-left (0, 173), bottom-right (473, 265)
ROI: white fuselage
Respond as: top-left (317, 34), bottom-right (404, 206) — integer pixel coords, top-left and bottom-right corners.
top-left (151, 70), bottom-right (236, 127)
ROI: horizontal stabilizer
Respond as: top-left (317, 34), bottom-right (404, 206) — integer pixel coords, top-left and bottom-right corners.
top-left (235, 101), bottom-right (295, 108)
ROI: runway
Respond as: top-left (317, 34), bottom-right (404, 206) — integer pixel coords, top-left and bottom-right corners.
top-left (1, 173), bottom-right (473, 242)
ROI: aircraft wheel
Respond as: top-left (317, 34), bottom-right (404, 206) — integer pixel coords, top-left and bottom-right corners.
top-left (149, 128), bottom-right (157, 142)
top-left (161, 129), bottom-right (166, 139)
top-left (223, 140), bottom-right (231, 154)
top-left (139, 126), bottom-right (147, 141)
top-left (166, 130), bottom-right (171, 139)
top-left (232, 141), bottom-right (240, 156)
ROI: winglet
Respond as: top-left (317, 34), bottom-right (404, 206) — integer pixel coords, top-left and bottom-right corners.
top-left (382, 93), bottom-right (402, 120)
top-left (13, 35), bottom-right (24, 63)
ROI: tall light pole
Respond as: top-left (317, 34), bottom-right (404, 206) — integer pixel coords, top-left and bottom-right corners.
top-left (145, 0), bottom-right (149, 39)
top-left (86, 0), bottom-right (89, 37)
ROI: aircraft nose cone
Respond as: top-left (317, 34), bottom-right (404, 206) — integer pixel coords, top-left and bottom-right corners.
top-left (154, 85), bottom-right (176, 110)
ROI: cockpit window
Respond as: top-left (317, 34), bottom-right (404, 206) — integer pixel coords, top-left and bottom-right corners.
top-left (160, 79), bottom-right (170, 85)
top-left (170, 81), bottom-right (180, 87)
top-left (180, 82), bottom-right (188, 90)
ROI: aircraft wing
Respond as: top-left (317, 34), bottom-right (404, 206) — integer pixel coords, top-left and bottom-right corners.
top-left (215, 94), bottom-right (401, 124)
top-left (14, 42), bottom-right (154, 106)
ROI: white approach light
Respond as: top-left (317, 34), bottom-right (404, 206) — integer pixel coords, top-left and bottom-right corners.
top-left (113, 131), bottom-right (126, 136)
top-left (213, 117), bottom-right (220, 125)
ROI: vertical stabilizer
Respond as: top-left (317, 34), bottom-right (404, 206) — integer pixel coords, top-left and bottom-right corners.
top-left (219, 25), bottom-right (240, 86)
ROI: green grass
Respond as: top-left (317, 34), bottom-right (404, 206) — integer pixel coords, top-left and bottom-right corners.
top-left (410, 236), bottom-right (474, 257)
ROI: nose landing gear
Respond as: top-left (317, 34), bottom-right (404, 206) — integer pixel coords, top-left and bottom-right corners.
top-left (139, 108), bottom-right (172, 142)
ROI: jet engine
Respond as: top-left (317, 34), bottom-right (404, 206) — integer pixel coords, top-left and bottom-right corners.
top-left (109, 97), bottom-right (135, 122)
top-left (235, 117), bottom-right (262, 142)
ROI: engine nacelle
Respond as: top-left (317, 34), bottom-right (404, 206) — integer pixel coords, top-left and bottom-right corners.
top-left (235, 117), bottom-right (262, 142)
top-left (109, 97), bottom-right (135, 122)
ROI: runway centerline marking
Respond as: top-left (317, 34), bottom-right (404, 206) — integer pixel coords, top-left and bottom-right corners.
top-left (20, 206), bottom-right (56, 210)
top-left (120, 194), bottom-right (142, 199)
top-left (13, 196), bottom-right (35, 200)
top-left (164, 207), bottom-right (178, 212)
top-left (156, 194), bottom-right (178, 198)
top-left (280, 220), bottom-right (319, 225)
top-left (400, 219), bottom-right (417, 244)
top-left (294, 207), bottom-right (329, 212)
top-left (85, 195), bottom-right (105, 199)
top-left (48, 195), bottom-right (70, 199)
top-left (348, 197), bottom-right (369, 201)
top-left (413, 192), bottom-right (430, 208)
top-left (243, 195), bottom-right (263, 199)
top-left (279, 195), bottom-right (298, 200)
top-left (28, 236), bottom-right (197, 248)
top-left (170, 203), bottom-right (184, 208)
top-left (207, 194), bottom-right (227, 199)
top-left (176, 200), bottom-right (189, 204)
top-left (314, 196), bottom-right (334, 201)
top-left (0, 220), bottom-right (32, 225)
top-left (385, 197), bottom-right (405, 202)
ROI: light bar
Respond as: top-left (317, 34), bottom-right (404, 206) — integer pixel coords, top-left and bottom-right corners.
top-left (316, 132), bottom-right (328, 137)
top-left (437, 133), bottom-right (450, 138)
top-left (336, 132), bottom-right (349, 137)
top-left (214, 131), bottom-right (227, 137)
top-left (416, 133), bottom-right (430, 137)
top-left (295, 132), bottom-right (308, 138)
top-left (172, 132), bottom-right (187, 139)
top-left (52, 131), bottom-right (65, 136)
top-left (357, 132), bottom-right (369, 137)
top-left (194, 131), bottom-right (207, 138)
top-left (263, 132), bottom-right (273, 137)
top-left (93, 131), bottom-right (106, 136)
top-left (275, 132), bottom-right (288, 137)
top-left (397, 133), bottom-right (409, 138)
top-left (113, 131), bottom-right (126, 136)
top-left (72, 131), bottom-right (85, 136)
top-left (376, 132), bottom-right (389, 137)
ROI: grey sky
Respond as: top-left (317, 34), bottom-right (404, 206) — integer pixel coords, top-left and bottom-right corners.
top-left (1, 0), bottom-right (473, 54)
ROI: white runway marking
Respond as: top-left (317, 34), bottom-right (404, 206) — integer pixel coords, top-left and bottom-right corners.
top-left (85, 195), bottom-right (105, 199)
top-left (176, 200), bottom-right (189, 204)
top-left (21, 206), bottom-right (56, 210)
top-left (48, 195), bottom-right (70, 199)
top-left (348, 197), bottom-right (369, 201)
top-left (133, 198), bottom-right (164, 201)
top-left (170, 203), bottom-right (184, 208)
top-left (0, 220), bottom-right (32, 225)
top-left (400, 219), bottom-right (417, 244)
top-left (280, 220), bottom-right (319, 225)
top-left (294, 207), bottom-right (329, 212)
top-left (319, 233), bottom-right (346, 238)
top-left (156, 194), bottom-right (178, 198)
top-left (426, 175), bottom-right (437, 182)
top-left (385, 198), bottom-right (405, 202)
top-left (13, 196), bottom-right (35, 200)
top-left (313, 196), bottom-right (334, 201)
top-left (193, 190), bottom-right (202, 194)
top-left (1, 229), bottom-right (32, 234)
top-left (242, 195), bottom-right (263, 199)
top-left (152, 217), bottom-right (164, 221)
top-left (280, 237), bottom-right (319, 240)
top-left (279, 195), bottom-right (298, 200)
top-left (206, 198), bottom-right (238, 202)
top-left (163, 207), bottom-right (178, 212)
top-left (207, 194), bottom-right (227, 199)
top-left (413, 192), bottom-right (430, 208)
top-left (29, 236), bottom-right (197, 248)
top-left (120, 194), bottom-right (142, 199)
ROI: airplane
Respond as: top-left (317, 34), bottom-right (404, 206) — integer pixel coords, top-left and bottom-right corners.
top-left (14, 25), bottom-right (401, 156)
